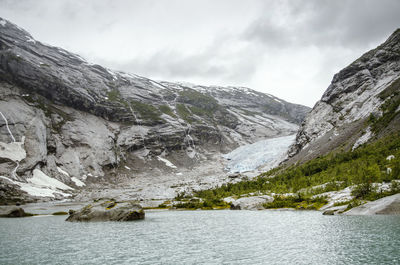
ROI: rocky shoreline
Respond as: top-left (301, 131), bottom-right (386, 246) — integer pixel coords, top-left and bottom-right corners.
top-left (1, 191), bottom-right (399, 220)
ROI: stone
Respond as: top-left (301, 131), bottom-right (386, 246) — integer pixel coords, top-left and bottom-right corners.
top-left (230, 195), bottom-right (274, 210)
top-left (65, 200), bottom-right (145, 222)
top-left (0, 206), bottom-right (31, 217)
top-left (344, 193), bottom-right (400, 215)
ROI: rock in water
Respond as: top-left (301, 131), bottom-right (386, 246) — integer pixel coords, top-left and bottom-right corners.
top-left (0, 206), bottom-right (31, 217)
top-left (65, 200), bottom-right (145, 222)
top-left (344, 193), bottom-right (400, 215)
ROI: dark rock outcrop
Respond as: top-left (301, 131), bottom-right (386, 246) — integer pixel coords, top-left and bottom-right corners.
top-left (66, 200), bottom-right (145, 222)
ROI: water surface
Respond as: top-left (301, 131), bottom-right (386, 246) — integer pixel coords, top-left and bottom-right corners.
top-left (0, 210), bottom-right (399, 264)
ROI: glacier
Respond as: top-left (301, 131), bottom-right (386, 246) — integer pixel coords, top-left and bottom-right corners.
top-left (223, 135), bottom-right (296, 173)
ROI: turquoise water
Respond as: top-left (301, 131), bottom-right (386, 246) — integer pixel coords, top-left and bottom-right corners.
top-left (0, 210), bottom-right (399, 264)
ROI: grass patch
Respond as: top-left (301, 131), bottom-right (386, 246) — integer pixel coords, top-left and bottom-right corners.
top-left (159, 105), bottom-right (176, 118)
top-left (176, 104), bottom-right (195, 123)
top-left (130, 100), bottom-right (163, 122)
top-left (370, 77), bottom-right (400, 133)
top-left (107, 89), bottom-right (122, 102)
top-left (263, 195), bottom-right (328, 210)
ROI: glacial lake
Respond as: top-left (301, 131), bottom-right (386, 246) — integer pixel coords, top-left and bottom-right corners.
top-left (1, 210), bottom-right (399, 265)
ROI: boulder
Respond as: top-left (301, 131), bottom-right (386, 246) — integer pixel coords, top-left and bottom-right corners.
top-left (0, 206), bottom-right (32, 217)
top-left (344, 193), bottom-right (400, 215)
top-left (65, 200), bottom-right (145, 222)
top-left (230, 195), bottom-right (274, 210)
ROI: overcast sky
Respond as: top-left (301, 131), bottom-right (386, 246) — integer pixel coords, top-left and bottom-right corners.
top-left (1, 0), bottom-right (400, 107)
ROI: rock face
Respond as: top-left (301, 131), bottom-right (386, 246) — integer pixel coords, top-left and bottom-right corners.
top-left (65, 200), bottom-right (144, 222)
top-left (288, 28), bottom-right (400, 163)
top-left (229, 195), bottom-right (274, 210)
top-left (0, 17), bottom-right (310, 203)
top-left (344, 193), bottom-right (400, 215)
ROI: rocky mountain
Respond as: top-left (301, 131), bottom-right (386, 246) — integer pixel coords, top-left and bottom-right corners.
top-left (0, 18), bottom-right (309, 204)
top-left (288, 28), bottom-right (400, 163)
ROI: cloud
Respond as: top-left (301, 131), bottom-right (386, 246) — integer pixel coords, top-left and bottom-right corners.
top-left (1, 0), bottom-right (399, 107)
top-left (243, 0), bottom-right (400, 49)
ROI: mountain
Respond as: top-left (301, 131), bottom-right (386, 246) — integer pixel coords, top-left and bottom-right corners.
top-left (288, 28), bottom-right (400, 163)
top-left (0, 18), bottom-right (309, 204)
top-left (187, 28), bottom-right (400, 213)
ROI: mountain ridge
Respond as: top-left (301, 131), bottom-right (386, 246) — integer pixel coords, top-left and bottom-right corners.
top-left (0, 17), bottom-right (309, 204)
top-left (287, 27), bottom-right (400, 163)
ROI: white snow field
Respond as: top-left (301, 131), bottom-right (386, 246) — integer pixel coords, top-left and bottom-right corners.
top-left (223, 135), bottom-right (295, 173)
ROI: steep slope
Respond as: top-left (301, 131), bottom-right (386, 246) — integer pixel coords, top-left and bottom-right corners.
top-left (0, 18), bottom-right (309, 204)
top-left (187, 29), bottom-right (400, 212)
top-left (288, 28), bottom-right (400, 163)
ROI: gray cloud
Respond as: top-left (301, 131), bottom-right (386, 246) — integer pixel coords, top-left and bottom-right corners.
top-left (0, 0), bottom-right (399, 107)
top-left (244, 0), bottom-right (400, 49)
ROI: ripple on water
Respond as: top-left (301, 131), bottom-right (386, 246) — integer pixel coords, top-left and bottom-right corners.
top-left (0, 210), bottom-right (399, 265)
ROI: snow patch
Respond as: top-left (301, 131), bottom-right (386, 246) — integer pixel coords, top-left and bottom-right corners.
top-left (0, 175), bottom-right (71, 198)
top-left (30, 169), bottom-right (73, 191)
top-left (71, 177), bottom-right (85, 187)
top-left (157, 156), bottom-right (177, 169)
top-left (124, 166), bottom-right (131, 170)
top-left (223, 135), bottom-right (295, 173)
top-left (57, 167), bottom-right (70, 177)
top-left (0, 19), bottom-right (6, 27)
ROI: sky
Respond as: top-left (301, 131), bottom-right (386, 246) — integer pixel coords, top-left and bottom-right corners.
top-left (0, 0), bottom-right (400, 107)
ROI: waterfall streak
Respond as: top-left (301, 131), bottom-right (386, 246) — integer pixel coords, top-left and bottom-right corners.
top-left (0, 111), bottom-right (16, 143)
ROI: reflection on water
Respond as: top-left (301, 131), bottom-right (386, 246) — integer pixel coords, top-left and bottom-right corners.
top-left (0, 210), bottom-right (399, 264)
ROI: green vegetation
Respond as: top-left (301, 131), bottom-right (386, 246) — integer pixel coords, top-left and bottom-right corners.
top-left (159, 105), bottom-right (176, 118)
top-left (188, 105), bottom-right (214, 119)
top-left (107, 89), bottom-right (122, 102)
top-left (130, 100), bottom-right (163, 122)
top-left (177, 89), bottom-right (224, 123)
top-left (8, 53), bottom-right (24, 62)
top-left (174, 198), bottom-right (230, 210)
top-left (263, 195), bottom-right (328, 210)
top-left (178, 90), bottom-right (219, 111)
top-left (370, 77), bottom-right (400, 133)
top-left (176, 104), bottom-right (195, 123)
top-left (351, 180), bottom-right (400, 201)
top-left (184, 133), bottom-right (400, 208)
